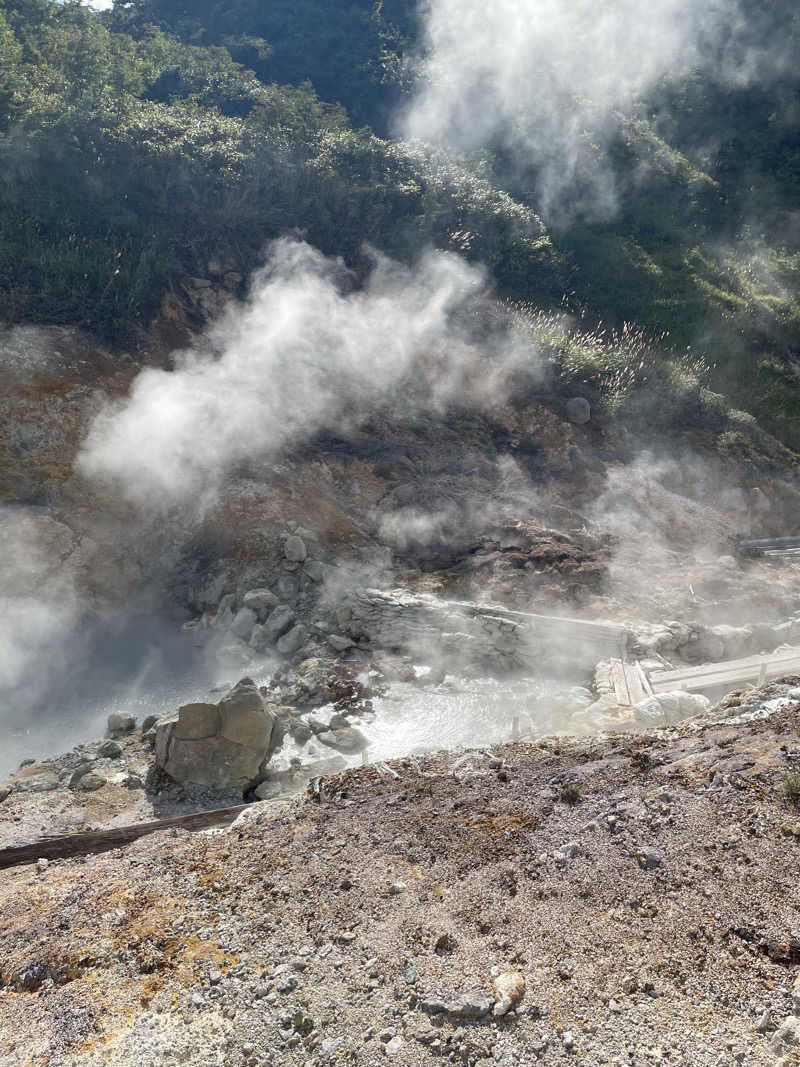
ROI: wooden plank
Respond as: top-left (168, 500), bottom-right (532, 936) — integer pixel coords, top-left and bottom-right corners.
top-left (635, 661), bottom-right (654, 699)
top-left (649, 647), bottom-right (800, 696)
top-left (608, 659), bottom-right (652, 706)
top-left (626, 664), bottom-right (650, 705)
top-left (652, 648), bottom-right (800, 686)
top-left (612, 660), bottom-right (631, 705)
top-left (737, 536), bottom-right (800, 557)
top-left (0, 803), bottom-right (253, 871)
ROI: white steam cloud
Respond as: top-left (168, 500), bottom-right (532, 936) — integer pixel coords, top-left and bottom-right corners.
top-left (0, 511), bottom-right (80, 694)
top-left (78, 239), bottom-right (541, 508)
top-left (402, 0), bottom-right (789, 219)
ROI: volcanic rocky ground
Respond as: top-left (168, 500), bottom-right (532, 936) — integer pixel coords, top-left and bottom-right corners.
top-left (3, 325), bottom-right (800, 1066)
top-left (1, 687), bottom-right (800, 1067)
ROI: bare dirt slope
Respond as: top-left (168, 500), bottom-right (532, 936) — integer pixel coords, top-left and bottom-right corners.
top-left (1, 694), bottom-right (799, 1067)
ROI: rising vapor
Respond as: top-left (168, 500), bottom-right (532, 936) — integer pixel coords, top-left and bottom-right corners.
top-left (402, 0), bottom-right (790, 219)
top-left (78, 239), bottom-right (541, 509)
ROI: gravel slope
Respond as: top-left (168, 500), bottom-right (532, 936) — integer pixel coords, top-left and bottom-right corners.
top-left (1, 693), bottom-right (799, 1067)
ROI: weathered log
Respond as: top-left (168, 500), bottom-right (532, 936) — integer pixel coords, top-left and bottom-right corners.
top-left (0, 803), bottom-right (252, 871)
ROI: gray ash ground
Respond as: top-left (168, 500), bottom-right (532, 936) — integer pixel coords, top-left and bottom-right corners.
top-left (1, 687), bottom-right (799, 1067)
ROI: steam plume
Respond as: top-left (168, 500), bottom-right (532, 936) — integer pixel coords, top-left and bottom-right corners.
top-left (78, 239), bottom-right (541, 508)
top-left (402, 0), bottom-right (791, 219)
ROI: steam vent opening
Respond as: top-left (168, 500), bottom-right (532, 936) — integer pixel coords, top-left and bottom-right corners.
top-left (3, 0), bottom-right (800, 1062)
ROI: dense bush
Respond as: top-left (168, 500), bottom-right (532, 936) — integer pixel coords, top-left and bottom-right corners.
top-left (0, 0), bottom-right (561, 338)
top-left (0, 0), bottom-right (799, 440)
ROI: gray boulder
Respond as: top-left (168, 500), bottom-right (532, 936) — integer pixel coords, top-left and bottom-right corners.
top-left (276, 573), bottom-right (300, 602)
top-left (106, 713), bottom-right (137, 738)
top-left (243, 588), bottom-right (279, 612)
top-left (328, 634), bottom-right (354, 652)
top-left (97, 739), bottom-right (122, 759)
top-left (249, 623), bottom-right (269, 652)
top-left (69, 762), bottom-right (95, 789)
top-left (155, 679), bottom-right (284, 790)
top-left (284, 535), bottom-right (307, 562)
top-left (212, 593), bottom-right (236, 629)
top-left (230, 607), bottom-right (257, 641)
top-left (304, 560), bottom-right (328, 583)
top-left (277, 624), bottom-right (307, 656)
top-left (75, 772), bottom-right (107, 792)
top-left (15, 772), bottom-right (60, 793)
top-left (317, 726), bottom-right (369, 754)
top-left (770, 1017), bottom-right (800, 1057)
top-left (256, 604), bottom-right (295, 645)
top-left (214, 636), bottom-right (253, 666)
top-left (195, 573), bottom-right (227, 611)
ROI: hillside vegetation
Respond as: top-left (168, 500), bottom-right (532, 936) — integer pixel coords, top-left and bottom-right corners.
top-left (1, 0), bottom-right (799, 441)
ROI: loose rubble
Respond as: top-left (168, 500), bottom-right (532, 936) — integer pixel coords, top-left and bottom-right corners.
top-left (1, 690), bottom-right (799, 1066)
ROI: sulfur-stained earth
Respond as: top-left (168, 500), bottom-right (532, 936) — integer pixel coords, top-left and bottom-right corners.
top-left (1, 692), bottom-right (799, 1067)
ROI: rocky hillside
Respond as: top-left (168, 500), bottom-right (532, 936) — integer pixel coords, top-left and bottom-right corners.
top-left (3, 279), bottom-right (800, 1067)
top-left (3, 1), bottom-right (800, 1062)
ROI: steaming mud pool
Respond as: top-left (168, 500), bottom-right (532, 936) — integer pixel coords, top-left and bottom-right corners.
top-left (283, 673), bottom-right (564, 770)
top-left (5, 666), bottom-right (564, 787)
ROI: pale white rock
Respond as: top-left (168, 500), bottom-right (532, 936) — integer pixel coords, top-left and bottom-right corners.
top-left (770, 1016), bottom-right (800, 1057)
top-left (634, 691), bottom-right (710, 727)
top-left (706, 623), bottom-right (753, 659)
top-left (492, 972), bottom-right (526, 1017)
top-left (317, 726), bottom-right (369, 754)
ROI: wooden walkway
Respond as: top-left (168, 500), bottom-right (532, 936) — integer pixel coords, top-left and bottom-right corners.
top-left (608, 645), bottom-right (800, 705)
top-left (737, 536), bottom-right (800, 559)
top-left (649, 646), bottom-right (800, 697)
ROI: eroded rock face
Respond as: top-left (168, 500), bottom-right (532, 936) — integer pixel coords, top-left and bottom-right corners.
top-left (155, 679), bottom-right (283, 790)
top-left (336, 588), bottom-right (628, 675)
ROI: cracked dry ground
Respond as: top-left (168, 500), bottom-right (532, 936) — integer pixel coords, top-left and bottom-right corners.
top-left (1, 703), bottom-right (799, 1067)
